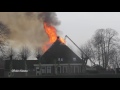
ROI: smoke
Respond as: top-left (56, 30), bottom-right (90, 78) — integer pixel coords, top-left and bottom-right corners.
top-left (0, 12), bottom-right (60, 49)
top-left (38, 12), bottom-right (61, 26)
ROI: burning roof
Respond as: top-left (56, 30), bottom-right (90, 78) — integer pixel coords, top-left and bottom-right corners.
top-left (42, 22), bottom-right (65, 53)
top-left (39, 13), bottom-right (83, 64)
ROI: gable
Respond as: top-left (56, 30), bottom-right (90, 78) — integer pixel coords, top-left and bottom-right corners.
top-left (40, 39), bottom-right (84, 64)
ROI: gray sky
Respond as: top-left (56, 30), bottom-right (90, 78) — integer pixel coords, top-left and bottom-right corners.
top-left (56, 12), bottom-right (120, 46)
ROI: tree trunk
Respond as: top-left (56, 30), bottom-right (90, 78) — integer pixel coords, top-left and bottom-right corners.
top-left (101, 44), bottom-right (104, 68)
top-left (98, 45), bottom-right (101, 66)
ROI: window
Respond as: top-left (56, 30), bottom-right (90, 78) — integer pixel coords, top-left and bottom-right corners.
top-left (36, 67), bottom-right (39, 71)
top-left (63, 66), bottom-right (67, 73)
top-left (47, 66), bottom-right (51, 73)
top-left (41, 67), bottom-right (46, 74)
top-left (73, 58), bottom-right (76, 61)
top-left (75, 66), bottom-right (79, 73)
top-left (61, 58), bottom-right (63, 61)
top-left (58, 58), bottom-right (63, 61)
top-left (58, 58), bottom-right (61, 61)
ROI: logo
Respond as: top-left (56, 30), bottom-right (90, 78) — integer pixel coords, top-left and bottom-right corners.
top-left (11, 69), bottom-right (28, 72)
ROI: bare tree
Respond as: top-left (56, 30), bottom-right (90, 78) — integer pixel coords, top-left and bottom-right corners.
top-left (19, 46), bottom-right (31, 60)
top-left (79, 28), bottom-right (120, 70)
top-left (80, 40), bottom-right (96, 66)
top-left (5, 47), bottom-right (16, 60)
top-left (105, 29), bottom-right (118, 68)
top-left (93, 29), bottom-right (105, 67)
top-left (92, 28), bottom-right (119, 69)
top-left (34, 47), bottom-right (42, 60)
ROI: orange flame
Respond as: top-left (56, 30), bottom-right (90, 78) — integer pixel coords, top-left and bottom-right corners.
top-left (44, 23), bottom-right (57, 43)
top-left (59, 37), bottom-right (66, 44)
top-left (42, 22), bottom-right (65, 52)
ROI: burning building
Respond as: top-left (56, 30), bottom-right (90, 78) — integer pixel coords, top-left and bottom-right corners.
top-left (4, 36), bottom-right (86, 77)
top-left (34, 36), bottom-right (86, 76)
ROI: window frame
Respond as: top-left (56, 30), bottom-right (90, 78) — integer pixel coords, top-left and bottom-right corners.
top-left (47, 66), bottom-right (51, 74)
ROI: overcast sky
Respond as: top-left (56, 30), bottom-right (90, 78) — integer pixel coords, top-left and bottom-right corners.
top-left (56, 12), bottom-right (120, 46)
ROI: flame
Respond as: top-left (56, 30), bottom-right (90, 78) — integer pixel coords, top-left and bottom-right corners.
top-left (42, 42), bottom-right (52, 52)
top-left (44, 23), bottom-right (57, 43)
top-left (42, 22), bottom-right (65, 52)
top-left (59, 37), bottom-right (66, 44)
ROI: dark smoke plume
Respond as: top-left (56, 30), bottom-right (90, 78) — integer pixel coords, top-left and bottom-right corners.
top-left (38, 12), bottom-right (61, 26)
top-left (0, 12), bottom-right (61, 49)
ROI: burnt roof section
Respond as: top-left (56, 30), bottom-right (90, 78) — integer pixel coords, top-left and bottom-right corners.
top-left (41, 38), bottom-right (84, 64)
top-left (4, 60), bottom-right (39, 70)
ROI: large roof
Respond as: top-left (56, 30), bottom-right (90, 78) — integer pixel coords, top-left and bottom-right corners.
top-left (40, 38), bottom-right (84, 64)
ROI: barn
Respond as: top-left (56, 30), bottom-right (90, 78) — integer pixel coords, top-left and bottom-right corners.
top-left (34, 37), bottom-right (86, 76)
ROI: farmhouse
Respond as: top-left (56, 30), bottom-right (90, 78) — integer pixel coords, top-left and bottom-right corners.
top-left (34, 37), bottom-right (86, 76)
